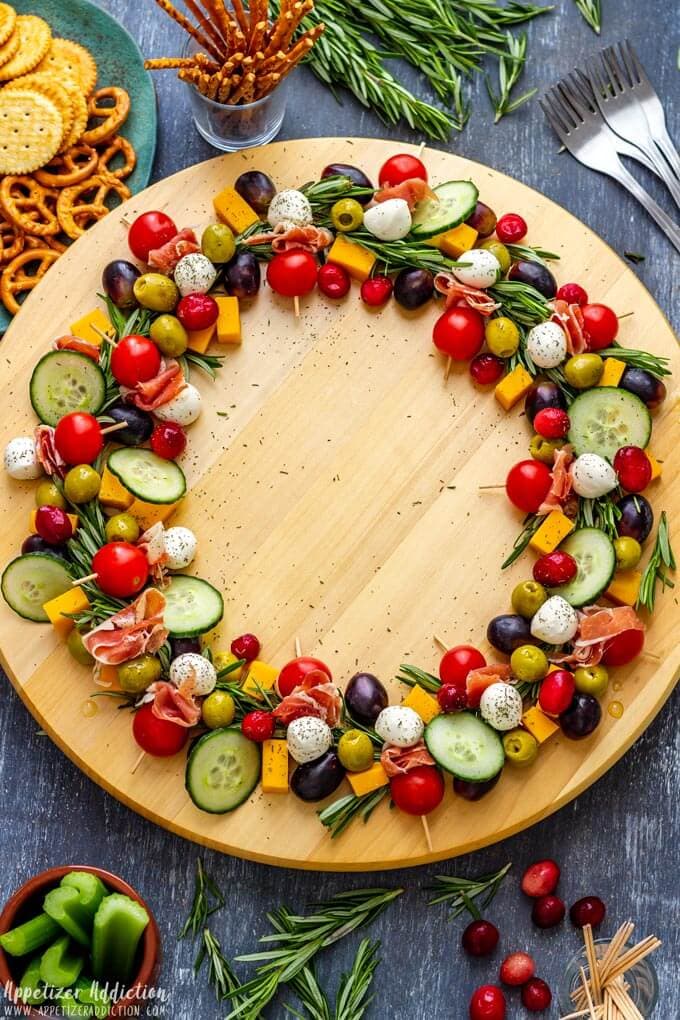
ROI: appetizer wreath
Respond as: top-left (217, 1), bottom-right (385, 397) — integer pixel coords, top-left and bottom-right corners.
top-left (1, 150), bottom-right (674, 838)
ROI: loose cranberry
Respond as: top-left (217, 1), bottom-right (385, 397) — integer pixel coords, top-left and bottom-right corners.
top-left (521, 859), bottom-right (561, 898)
top-left (470, 353), bottom-right (504, 385)
top-left (176, 292), bottom-right (219, 331)
top-left (437, 684), bottom-right (467, 713)
top-left (613, 445), bottom-right (652, 493)
top-left (532, 407), bottom-right (570, 440)
top-left (360, 275), bottom-right (392, 307)
top-left (151, 421), bottom-right (187, 460)
top-left (499, 951), bottom-right (535, 986)
top-left (532, 894), bottom-right (566, 929)
top-left (462, 919), bottom-right (499, 957)
top-left (231, 633), bottom-right (261, 662)
top-left (539, 670), bottom-right (575, 717)
top-left (556, 282), bottom-right (588, 306)
top-left (496, 213), bottom-right (527, 244)
top-left (570, 896), bottom-right (606, 929)
top-left (241, 710), bottom-right (275, 742)
top-left (469, 985), bottom-right (506, 1020)
top-left (34, 505), bottom-right (74, 545)
top-left (318, 262), bottom-right (351, 299)
top-left (521, 978), bottom-right (552, 1012)
top-left (533, 551), bottom-right (578, 587)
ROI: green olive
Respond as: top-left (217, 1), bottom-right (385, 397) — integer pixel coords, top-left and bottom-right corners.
top-left (150, 314), bottom-right (188, 357)
top-left (133, 272), bottom-right (179, 312)
top-left (213, 651), bottom-right (244, 681)
top-left (484, 316), bottom-right (520, 358)
top-left (105, 512), bottom-right (140, 543)
top-left (66, 628), bottom-right (94, 666)
top-left (563, 353), bottom-right (604, 389)
top-left (330, 198), bottom-right (364, 232)
top-left (201, 223), bottom-right (236, 263)
top-left (63, 465), bottom-right (101, 504)
top-left (574, 664), bottom-right (609, 698)
top-left (202, 690), bottom-right (236, 729)
top-left (502, 728), bottom-right (539, 767)
top-left (510, 644), bottom-right (549, 682)
top-left (530, 434), bottom-right (565, 464)
top-left (337, 729), bottom-right (374, 772)
top-left (480, 238), bottom-right (511, 274)
top-left (117, 655), bottom-right (162, 694)
top-left (614, 536), bottom-right (642, 571)
top-left (35, 481), bottom-right (66, 509)
top-left (511, 580), bottom-right (548, 619)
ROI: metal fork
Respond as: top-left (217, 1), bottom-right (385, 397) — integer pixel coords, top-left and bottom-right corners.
top-left (614, 40), bottom-right (680, 178)
top-left (540, 82), bottom-right (680, 254)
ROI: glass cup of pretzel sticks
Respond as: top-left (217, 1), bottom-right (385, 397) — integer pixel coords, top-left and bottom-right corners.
top-left (559, 938), bottom-right (659, 1017)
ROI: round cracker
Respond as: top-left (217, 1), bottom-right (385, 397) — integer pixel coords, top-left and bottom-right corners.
top-left (0, 15), bottom-right (51, 81)
top-left (35, 37), bottom-right (97, 95)
top-left (0, 3), bottom-right (16, 47)
top-left (4, 73), bottom-right (73, 146)
top-left (0, 21), bottom-right (18, 67)
top-left (0, 89), bottom-right (62, 173)
top-left (58, 78), bottom-right (88, 152)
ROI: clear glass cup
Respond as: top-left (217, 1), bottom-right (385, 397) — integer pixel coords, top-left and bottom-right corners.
top-left (559, 938), bottom-right (659, 1016)
top-left (181, 38), bottom-right (288, 151)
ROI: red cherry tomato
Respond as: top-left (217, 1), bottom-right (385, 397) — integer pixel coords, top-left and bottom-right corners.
top-left (533, 551), bottom-right (578, 586)
top-left (318, 262), bottom-right (350, 299)
top-left (132, 703), bottom-right (188, 756)
top-left (505, 460), bottom-right (552, 513)
top-left (602, 628), bottom-right (644, 666)
top-left (613, 445), bottom-right (652, 493)
top-left (277, 656), bottom-right (332, 698)
top-left (176, 293), bottom-right (219, 331)
top-left (539, 669), bottom-right (576, 716)
top-left (241, 710), bottom-right (275, 742)
top-left (55, 336), bottom-right (101, 362)
top-left (495, 213), bottom-right (527, 244)
top-left (360, 275), bottom-right (393, 307)
top-left (128, 211), bottom-right (177, 262)
top-left (54, 411), bottom-right (103, 465)
top-left (378, 153), bottom-right (428, 187)
top-left (533, 407), bottom-right (570, 439)
top-left (151, 421), bottom-right (187, 460)
top-left (439, 645), bottom-right (486, 687)
top-left (35, 505), bottom-right (74, 545)
top-left (231, 633), bottom-right (261, 662)
top-left (582, 303), bottom-right (618, 349)
top-left (92, 542), bottom-right (149, 598)
top-left (469, 984), bottom-right (506, 1020)
top-left (432, 306), bottom-right (484, 360)
top-left (556, 282), bottom-right (588, 305)
top-left (470, 353), bottom-right (504, 385)
top-left (110, 334), bottom-right (161, 388)
top-left (266, 249), bottom-right (318, 297)
top-left (390, 765), bottom-right (444, 816)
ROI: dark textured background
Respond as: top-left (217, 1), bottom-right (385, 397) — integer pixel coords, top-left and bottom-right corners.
top-left (1, 1), bottom-right (679, 1016)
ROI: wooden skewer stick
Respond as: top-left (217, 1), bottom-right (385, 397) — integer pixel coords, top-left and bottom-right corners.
top-left (580, 966), bottom-right (598, 1020)
top-left (433, 633), bottom-right (449, 653)
top-left (444, 356), bottom-right (452, 382)
top-left (100, 421), bottom-right (130, 436)
top-left (71, 572), bottom-right (98, 587)
top-left (415, 140), bottom-right (426, 159)
top-left (642, 650), bottom-right (661, 663)
top-left (293, 295), bottom-right (300, 318)
top-left (131, 749), bottom-right (146, 774)
top-left (120, 216), bottom-right (131, 229)
top-left (478, 484), bottom-right (505, 491)
top-left (294, 636), bottom-right (302, 657)
top-left (90, 323), bottom-right (116, 345)
top-left (421, 814), bottom-right (433, 852)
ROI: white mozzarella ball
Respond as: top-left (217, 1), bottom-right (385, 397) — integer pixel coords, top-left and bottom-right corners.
top-left (164, 526), bottom-right (197, 570)
top-left (570, 454), bottom-right (618, 499)
top-left (526, 321), bottom-right (568, 369)
top-left (174, 253), bottom-right (217, 296)
top-left (286, 716), bottom-right (333, 764)
top-left (4, 437), bottom-right (43, 480)
top-left (169, 653), bottom-right (217, 696)
top-left (267, 189), bottom-right (312, 229)
top-left (363, 199), bottom-right (412, 241)
top-left (479, 682), bottom-right (523, 731)
top-left (531, 595), bottom-right (579, 645)
top-left (154, 383), bottom-right (202, 426)
top-left (453, 248), bottom-right (501, 289)
top-left (374, 705), bottom-right (424, 748)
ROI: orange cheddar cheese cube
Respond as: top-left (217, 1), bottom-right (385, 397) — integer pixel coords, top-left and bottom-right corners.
top-left (215, 296), bottom-right (241, 344)
top-left (605, 570), bottom-right (642, 607)
top-left (242, 660), bottom-right (278, 699)
top-left (127, 499), bottom-right (179, 531)
top-left (43, 587), bottom-right (90, 638)
top-left (645, 449), bottom-right (662, 481)
top-left (425, 223), bottom-right (478, 257)
top-left (69, 308), bottom-right (113, 347)
top-left (262, 739), bottom-right (289, 794)
top-left (521, 705), bottom-right (559, 744)
top-left (401, 684), bottom-right (441, 724)
top-left (347, 762), bottom-right (388, 796)
top-left (213, 187), bottom-right (259, 234)
top-left (98, 465), bottom-right (134, 510)
top-left (31, 510), bottom-right (78, 534)
top-left (598, 357), bottom-right (626, 387)
top-left (494, 365), bottom-right (534, 411)
top-left (327, 234), bottom-right (376, 282)
top-left (186, 324), bottom-right (216, 354)
top-left (529, 510), bottom-right (575, 556)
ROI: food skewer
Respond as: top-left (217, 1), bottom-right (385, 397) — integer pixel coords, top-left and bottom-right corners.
top-left (90, 323), bottom-right (116, 346)
top-left (71, 572), bottom-right (98, 587)
top-left (130, 749), bottom-right (147, 775)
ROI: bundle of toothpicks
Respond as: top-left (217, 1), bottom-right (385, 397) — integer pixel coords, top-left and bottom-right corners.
top-left (145, 0), bottom-right (324, 104)
top-left (560, 921), bottom-right (661, 1020)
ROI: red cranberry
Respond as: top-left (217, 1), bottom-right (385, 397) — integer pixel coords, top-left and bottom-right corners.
top-left (613, 445), bottom-right (652, 493)
top-left (34, 505), bottom-right (74, 545)
top-left (532, 407), bottom-right (570, 439)
top-left (176, 292), bottom-right (219, 331)
top-left (521, 859), bottom-right (560, 898)
top-left (570, 896), bottom-right (606, 929)
top-left (521, 978), bottom-right (552, 1012)
top-left (533, 551), bottom-right (578, 587)
top-left (462, 919), bottom-right (499, 957)
top-left (231, 633), bottom-right (261, 662)
top-left (241, 710), bottom-right (275, 742)
top-left (318, 262), bottom-right (351, 299)
top-left (470, 353), bottom-right (504, 385)
top-left (496, 213), bottom-right (527, 243)
top-left (538, 670), bottom-right (576, 717)
top-left (532, 894), bottom-right (565, 929)
top-left (499, 951), bottom-right (535, 986)
top-left (469, 984), bottom-right (506, 1020)
top-left (151, 421), bottom-right (187, 460)
top-left (556, 282), bottom-right (588, 305)
top-left (360, 275), bottom-right (392, 307)
top-left (437, 684), bottom-right (467, 713)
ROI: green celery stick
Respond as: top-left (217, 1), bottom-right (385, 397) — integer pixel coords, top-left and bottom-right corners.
top-left (17, 956), bottom-right (45, 1006)
top-left (92, 894), bottom-right (149, 984)
top-left (61, 873), bottom-right (107, 917)
top-left (39, 935), bottom-right (84, 987)
top-left (0, 912), bottom-right (60, 956)
top-left (57, 990), bottom-right (93, 1017)
top-left (44, 888), bottom-right (91, 947)
top-left (76, 977), bottom-right (111, 1019)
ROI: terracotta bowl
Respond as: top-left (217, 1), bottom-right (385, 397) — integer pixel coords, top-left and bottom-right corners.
top-left (0, 866), bottom-right (161, 1019)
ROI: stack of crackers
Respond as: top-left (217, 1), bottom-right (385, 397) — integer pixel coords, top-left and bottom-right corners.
top-left (0, 4), bottom-right (136, 316)
top-left (146, 0), bottom-right (324, 105)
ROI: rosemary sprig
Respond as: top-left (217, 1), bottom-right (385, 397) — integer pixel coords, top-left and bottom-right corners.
top-left (486, 32), bottom-right (536, 122)
top-left (396, 664), bottom-right (441, 693)
top-left (595, 345), bottom-right (671, 380)
top-left (576, 495), bottom-right (622, 539)
top-left (542, 366), bottom-right (578, 400)
top-left (317, 788), bottom-right (389, 838)
top-left (302, 175), bottom-right (374, 215)
top-left (501, 513), bottom-right (542, 569)
top-left (66, 499), bottom-right (125, 627)
top-left (101, 295), bottom-right (155, 341)
top-left (179, 860), bottom-right (226, 940)
top-left (347, 231), bottom-right (462, 274)
top-left (572, 0), bottom-right (601, 34)
top-left (334, 938), bottom-right (381, 1020)
top-left (505, 243), bottom-right (560, 265)
top-left (215, 677), bottom-right (279, 716)
top-left (637, 511), bottom-right (675, 613)
top-left (489, 279), bottom-right (551, 325)
top-left (180, 350), bottom-right (225, 380)
top-left (428, 862), bottom-right (511, 918)
top-left (287, 965), bottom-right (332, 1020)
top-left (195, 929), bottom-right (243, 1005)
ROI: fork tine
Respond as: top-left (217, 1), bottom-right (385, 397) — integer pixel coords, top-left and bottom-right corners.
top-left (566, 70), bottom-right (596, 110)
top-left (545, 87), bottom-right (578, 132)
top-left (585, 53), bottom-right (609, 100)
top-left (557, 81), bottom-right (588, 123)
top-left (613, 41), bottom-right (634, 88)
top-left (539, 97), bottom-right (569, 145)
top-left (601, 47), bottom-right (626, 93)
top-left (620, 39), bottom-right (644, 85)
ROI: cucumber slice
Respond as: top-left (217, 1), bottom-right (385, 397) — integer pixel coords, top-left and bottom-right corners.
top-left (107, 448), bottom-right (186, 505)
top-left (552, 528), bottom-right (616, 607)
top-left (163, 575), bottom-right (224, 637)
top-left (410, 180), bottom-right (479, 240)
top-left (1, 553), bottom-right (72, 623)
top-left (30, 351), bottom-right (106, 426)
top-left (186, 727), bottom-right (261, 813)
top-left (568, 387), bottom-right (651, 462)
top-left (425, 712), bottom-right (505, 783)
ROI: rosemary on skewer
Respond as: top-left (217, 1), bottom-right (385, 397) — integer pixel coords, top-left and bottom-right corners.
top-left (489, 279), bottom-right (551, 325)
top-left (505, 243), bottom-right (560, 265)
top-left (301, 175), bottom-right (375, 213)
top-left (67, 499), bottom-right (126, 628)
top-left (576, 495), bottom-right (622, 539)
top-left (346, 231), bottom-right (464, 274)
top-left (317, 787), bottom-right (389, 838)
top-left (572, 0), bottom-right (602, 34)
top-left (501, 513), bottom-right (542, 569)
top-left (396, 664), bottom-right (441, 693)
top-left (486, 32), bottom-right (537, 122)
top-left (595, 345), bottom-right (671, 379)
top-left (179, 860), bottom-right (226, 940)
top-left (428, 862), bottom-right (512, 919)
top-left (637, 511), bottom-right (675, 613)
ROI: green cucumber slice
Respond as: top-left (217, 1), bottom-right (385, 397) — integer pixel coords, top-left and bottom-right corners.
top-left (1, 553), bottom-right (72, 623)
top-left (568, 387), bottom-right (651, 462)
top-left (30, 351), bottom-right (106, 427)
top-left (186, 727), bottom-right (261, 813)
top-left (410, 180), bottom-right (479, 240)
top-left (425, 712), bottom-right (505, 783)
top-left (107, 448), bottom-right (186, 505)
top-left (552, 528), bottom-right (616, 607)
top-left (163, 575), bottom-right (224, 637)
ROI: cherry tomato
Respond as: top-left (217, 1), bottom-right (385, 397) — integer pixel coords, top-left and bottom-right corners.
top-left (266, 249), bottom-right (318, 297)
top-left (241, 710), bottom-right (275, 742)
top-left (390, 765), bottom-right (444, 816)
top-left (602, 628), bottom-right (644, 666)
top-left (556, 282), bottom-right (588, 305)
top-left (533, 407), bottom-right (570, 439)
top-left (151, 421), bottom-right (187, 460)
top-left (613, 445), bottom-right (652, 493)
top-left (318, 262), bottom-right (351, 299)
top-left (132, 702), bottom-right (188, 756)
top-left (176, 293), bottom-right (219, 331)
top-left (582, 303), bottom-right (618, 349)
top-left (469, 984), bottom-right (506, 1020)
top-left (539, 669), bottom-right (576, 716)
top-left (54, 336), bottom-right (101, 362)
top-left (92, 542), bottom-right (149, 598)
top-left (470, 353), bottom-right (504, 385)
top-left (54, 412), bottom-right (103, 465)
top-left (533, 551), bottom-right (578, 586)
top-left (110, 334), bottom-right (161, 388)
top-left (495, 213), bottom-right (527, 244)
top-left (505, 460), bottom-right (552, 513)
top-left (35, 505), bottom-right (74, 545)
top-left (360, 275), bottom-right (393, 306)
top-left (439, 645), bottom-right (486, 687)
top-left (432, 306), bottom-right (484, 360)
top-left (378, 153), bottom-right (428, 187)
top-left (128, 211), bottom-right (177, 261)
top-left (277, 656), bottom-right (332, 697)
top-left (231, 633), bottom-right (261, 662)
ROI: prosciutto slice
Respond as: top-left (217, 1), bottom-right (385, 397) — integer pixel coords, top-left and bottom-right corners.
top-left (54, 335), bottom-right (100, 362)
top-left (550, 299), bottom-right (587, 355)
top-left (138, 522), bottom-right (169, 586)
top-left (122, 358), bottom-right (186, 412)
top-left (381, 740), bottom-right (435, 777)
top-left (434, 272), bottom-right (500, 316)
top-left (148, 680), bottom-right (201, 727)
top-left (34, 424), bottom-right (66, 478)
top-left (82, 588), bottom-right (167, 666)
top-left (245, 223), bottom-right (333, 254)
top-left (538, 444), bottom-right (574, 516)
top-left (551, 605), bottom-right (644, 667)
top-left (374, 178), bottom-right (436, 210)
top-left (273, 669), bottom-right (342, 727)
top-left (147, 228), bottom-right (199, 274)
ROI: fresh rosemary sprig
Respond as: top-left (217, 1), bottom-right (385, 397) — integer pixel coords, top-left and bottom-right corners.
top-left (505, 243), bottom-right (560, 265)
top-left (334, 939), bottom-right (381, 1020)
top-left (67, 499), bottom-right (125, 627)
top-left (302, 175), bottom-right (374, 214)
top-left (194, 929), bottom-right (243, 1005)
top-left (637, 511), bottom-right (675, 613)
top-left (576, 495), bottom-right (622, 539)
top-left (101, 295), bottom-right (155, 341)
top-left (287, 964), bottom-right (332, 1020)
top-left (179, 860), bottom-right (226, 940)
top-left (489, 279), bottom-right (551, 325)
top-left (317, 788), bottom-right (389, 839)
top-left (572, 0), bottom-right (601, 34)
top-left (347, 231), bottom-right (461, 274)
top-left (501, 513), bottom-right (542, 569)
top-left (180, 350), bottom-right (225, 380)
top-left (396, 663), bottom-right (441, 693)
top-left (486, 32), bottom-right (536, 122)
top-left (542, 366), bottom-right (578, 400)
top-left (215, 676), bottom-right (279, 716)
top-left (595, 345), bottom-right (671, 379)
top-left (428, 862), bottom-right (512, 919)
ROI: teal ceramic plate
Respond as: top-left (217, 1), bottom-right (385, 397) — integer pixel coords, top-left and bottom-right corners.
top-left (2, 0), bottom-right (157, 330)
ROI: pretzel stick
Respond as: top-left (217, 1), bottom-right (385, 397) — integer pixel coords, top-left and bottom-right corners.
top-left (277, 0), bottom-right (314, 54)
top-left (249, 20), bottom-right (267, 55)
top-left (193, 51), bottom-right (221, 72)
top-left (260, 48), bottom-right (287, 71)
top-left (202, 0), bottom-right (237, 50)
top-left (264, 10), bottom-right (294, 57)
top-left (184, 0), bottom-right (228, 54)
top-left (144, 56), bottom-right (196, 69)
top-left (178, 66), bottom-right (203, 87)
top-left (229, 0), bottom-right (251, 39)
top-left (229, 70), bottom-right (256, 103)
top-left (254, 70), bottom-right (281, 99)
top-left (151, 0), bottom-right (224, 60)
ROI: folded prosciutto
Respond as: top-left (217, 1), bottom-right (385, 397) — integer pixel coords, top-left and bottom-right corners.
top-left (434, 272), bottom-right (500, 316)
top-left (121, 358), bottom-right (185, 412)
top-left (550, 605), bottom-right (644, 667)
top-left (273, 669), bottom-right (342, 727)
top-left (82, 588), bottom-right (167, 665)
top-left (148, 680), bottom-right (201, 727)
top-left (381, 740), bottom-right (435, 777)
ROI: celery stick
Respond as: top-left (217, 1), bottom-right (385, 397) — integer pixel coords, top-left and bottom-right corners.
top-left (0, 912), bottom-right (60, 956)
top-left (57, 990), bottom-right (93, 1017)
top-left (39, 935), bottom-right (84, 988)
top-left (76, 977), bottom-right (111, 1019)
top-left (18, 956), bottom-right (45, 1006)
top-left (61, 873), bottom-right (106, 917)
top-left (44, 888), bottom-right (91, 947)
top-left (91, 894), bottom-right (149, 984)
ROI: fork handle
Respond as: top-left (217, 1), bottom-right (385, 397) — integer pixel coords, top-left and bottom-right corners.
top-left (653, 130), bottom-right (680, 180)
top-left (643, 140), bottom-right (680, 210)
top-left (609, 161), bottom-right (680, 254)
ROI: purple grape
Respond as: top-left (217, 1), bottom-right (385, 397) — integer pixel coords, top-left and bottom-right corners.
top-left (508, 260), bottom-right (557, 298)
top-left (102, 260), bottom-right (140, 309)
top-left (560, 693), bottom-right (601, 739)
top-left (617, 493), bottom-right (653, 543)
top-left (345, 672), bottom-right (388, 726)
top-left (234, 171), bottom-right (276, 214)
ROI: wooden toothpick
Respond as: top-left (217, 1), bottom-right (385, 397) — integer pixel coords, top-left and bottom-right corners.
top-left (421, 814), bottom-right (433, 852)
top-left (478, 484), bottom-right (505, 492)
top-left (294, 636), bottom-right (302, 657)
top-left (91, 323), bottom-right (116, 345)
top-left (120, 216), bottom-right (131, 229)
top-left (71, 572), bottom-right (98, 587)
top-left (415, 140), bottom-right (426, 159)
top-left (433, 634), bottom-right (449, 653)
top-left (444, 356), bottom-right (452, 382)
top-left (131, 750), bottom-right (146, 774)
top-left (293, 295), bottom-right (300, 318)
top-left (100, 421), bottom-right (130, 436)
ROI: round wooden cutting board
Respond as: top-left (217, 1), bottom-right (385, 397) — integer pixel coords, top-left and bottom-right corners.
top-left (0, 138), bottom-right (678, 871)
